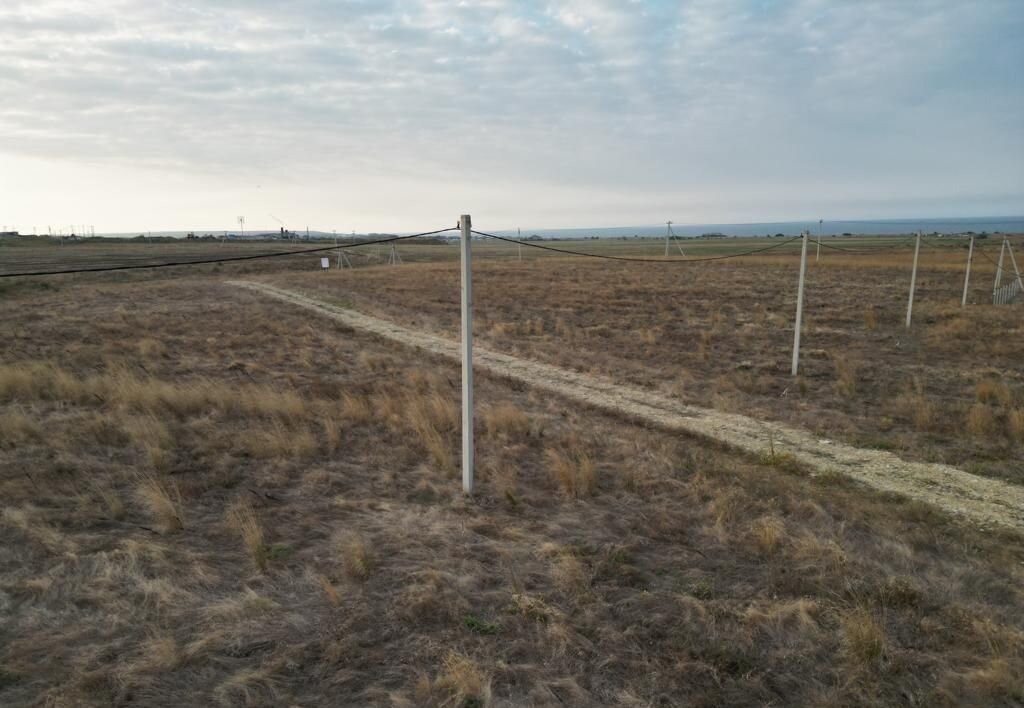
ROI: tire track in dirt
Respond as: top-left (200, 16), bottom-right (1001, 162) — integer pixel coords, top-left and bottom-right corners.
top-left (229, 280), bottom-right (1024, 531)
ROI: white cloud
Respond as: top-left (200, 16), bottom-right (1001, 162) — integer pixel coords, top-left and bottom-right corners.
top-left (0, 0), bottom-right (1021, 231)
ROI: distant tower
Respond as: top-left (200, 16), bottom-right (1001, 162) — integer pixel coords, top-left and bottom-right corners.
top-left (238, 216), bottom-right (245, 239)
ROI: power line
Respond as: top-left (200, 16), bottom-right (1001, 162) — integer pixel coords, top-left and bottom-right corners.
top-left (471, 230), bottom-right (803, 263)
top-left (975, 246), bottom-right (1011, 274)
top-left (814, 232), bottom-right (982, 255)
top-left (815, 239), bottom-right (920, 255)
top-left (0, 228), bottom-right (456, 278)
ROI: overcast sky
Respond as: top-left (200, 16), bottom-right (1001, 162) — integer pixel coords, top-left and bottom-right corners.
top-left (1, 0), bottom-right (1022, 233)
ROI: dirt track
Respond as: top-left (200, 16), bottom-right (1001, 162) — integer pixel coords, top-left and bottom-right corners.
top-left (230, 280), bottom-right (1024, 531)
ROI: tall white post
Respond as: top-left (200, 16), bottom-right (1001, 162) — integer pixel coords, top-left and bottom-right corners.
top-left (1006, 240), bottom-right (1024, 290)
top-left (791, 230), bottom-right (809, 376)
top-left (994, 239), bottom-right (1006, 294)
top-left (517, 227), bottom-right (522, 262)
top-left (905, 231), bottom-right (921, 329)
top-left (961, 235), bottom-right (974, 307)
top-left (459, 214), bottom-right (474, 494)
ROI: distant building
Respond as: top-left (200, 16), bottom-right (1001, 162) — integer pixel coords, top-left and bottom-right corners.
top-left (0, 231), bottom-right (20, 238)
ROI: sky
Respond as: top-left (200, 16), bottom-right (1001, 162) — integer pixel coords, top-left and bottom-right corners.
top-left (1, 0), bottom-right (1022, 234)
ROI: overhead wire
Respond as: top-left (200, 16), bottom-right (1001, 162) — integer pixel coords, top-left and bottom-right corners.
top-left (814, 232), bottom-right (990, 255)
top-left (814, 239), bottom-right (919, 255)
top-left (975, 246), bottom-right (1011, 275)
top-left (471, 229), bottom-right (804, 263)
top-left (0, 227), bottom-right (457, 278)
top-left (5, 223), bottom-right (1019, 277)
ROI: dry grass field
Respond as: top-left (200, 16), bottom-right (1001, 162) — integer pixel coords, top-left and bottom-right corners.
top-left (1, 238), bottom-right (1023, 706)
top-left (268, 237), bottom-right (1024, 485)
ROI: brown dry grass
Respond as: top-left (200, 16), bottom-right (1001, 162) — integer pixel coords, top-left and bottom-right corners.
top-left (135, 472), bottom-right (184, 532)
top-left (841, 607), bottom-right (888, 666)
top-left (1, 267), bottom-right (1023, 706)
top-left (439, 652), bottom-right (491, 706)
top-left (482, 401), bottom-right (531, 439)
top-left (750, 515), bottom-right (787, 554)
top-left (1010, 408), bottom-right (1024, 443)
top-left (544, 444), bottom-right (597, 498)
top-left (977, 379), bottom-right (1012, 406)
top-left (269, 243), bottom-right (1024, 484)
top-left (831, 353), bottom-right (859, 398)
top-left (0, 409), bottom-right (41, 448)
top-left (404, 390), bottom-right (458, 474)
top-left (341, 535), bottom-right (374, 581)
top-left (966, 403), bottom-right (997, 438)
top-left (226, 501), bottom-right (269, 571)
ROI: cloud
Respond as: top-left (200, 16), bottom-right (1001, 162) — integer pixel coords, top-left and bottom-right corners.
top-left (0, 0), bottom-right (1021, 230)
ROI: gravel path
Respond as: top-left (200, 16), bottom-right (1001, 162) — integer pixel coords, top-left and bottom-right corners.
top-left (230, 280), bottom-right (1024, 531)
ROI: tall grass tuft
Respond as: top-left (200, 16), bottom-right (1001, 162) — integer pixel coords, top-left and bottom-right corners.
top-left (404, 391), bottom-right (457, 473)
top-left (545, 445), bottom-right (596, 498)
top-left (841, 608), bottom-right (887, 666)
top-left (482, 402), bottom-right (531, 439)
top-left (434, 652), bottom-right (491, 708)
top-left (1009, 408), bottom-right (1024, 443)
top-left (135, 473), bottom-right (184, 532)
top-left (227, 501), bottom-right (269, 571)
top-left (342, 536), bottom-right (373, 581)
top-left (832, 354), bottom-right (858, 398)
top-left (976, 379), bottom-right (1011, 406)
top-left (966, 404), bottom-right (995, 438)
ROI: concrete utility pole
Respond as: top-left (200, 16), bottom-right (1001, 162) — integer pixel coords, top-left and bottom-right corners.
top-left (459, 214), bottom-right (474, 494)
top-left (1007, 239), bottom-right (1024, 291)
top-left (816, 219), bottom-right (822, 262)
top-left (905, 231), bottom-right (921, 328)
top-left (791, 230), bottom-right (809, 376)
top-left (665, 221), bottom-right (672, 257)
top-left (961, 235), bottom-right (974, 307)
top-left (994, 239), bottom-right (1006, 294)
top-left (388, 243), bottom-right (402, 265)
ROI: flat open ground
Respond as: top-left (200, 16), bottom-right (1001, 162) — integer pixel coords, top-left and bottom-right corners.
top-left (230, 279), bottom-right (1024, 531)
top-left (262, 235), bottom-right (1024, 485)
top-left (1, 237), bottom-right (1023, 706)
